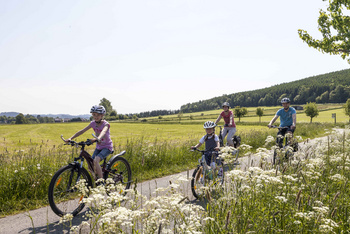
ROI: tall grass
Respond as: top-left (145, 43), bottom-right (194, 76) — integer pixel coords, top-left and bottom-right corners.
top-left (203, 129), bottom-right (350, 233)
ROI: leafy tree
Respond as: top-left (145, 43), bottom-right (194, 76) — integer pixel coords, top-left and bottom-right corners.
top-left (298, 0), bottom-right (350, 63)
top-left (110, 110), bottom-right (117, 117)
top-left (15, 113), bottom-right (28, 124)
top-left (132, 115), bottom-right (138, 121)
top-left (344, 98), bottom-right (350, 122)
top-left (70, 117), bottom-right (83, 122)
top-left (256, 107), bottom-right (264, 123)
top-left (316, 91), bottom-right (329, 103)
top-left (177, 112), bottom-right (183, 122)
top-left (234, 106), bottom-right (248, 122)
top-left (304, 102), bottom-right (319, 123)
top-left (99, 98), bottom-right (114, 115)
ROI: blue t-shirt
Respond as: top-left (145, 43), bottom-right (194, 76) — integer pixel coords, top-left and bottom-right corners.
top-left (276, 107), bottom-right (296, 127)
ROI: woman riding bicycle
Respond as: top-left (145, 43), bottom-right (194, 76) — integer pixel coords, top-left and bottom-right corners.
top-left (214, 102), bottom-right (236, 147)
top-left (268, 98), bottom-right (297, 147)
top-left (66, 105), bottom-right (113, 179)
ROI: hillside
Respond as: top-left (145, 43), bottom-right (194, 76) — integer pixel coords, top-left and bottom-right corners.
top-left (180, 68), bottom-right (350, 113)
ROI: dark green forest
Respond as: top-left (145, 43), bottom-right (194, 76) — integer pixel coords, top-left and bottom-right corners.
top-left (180, 69), bottom-right (350, 113)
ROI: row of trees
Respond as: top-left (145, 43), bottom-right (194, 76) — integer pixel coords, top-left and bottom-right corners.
top-left (180, 69), bottom-right (350, 113)
top-left (0, 114), bottom-right (58, 124)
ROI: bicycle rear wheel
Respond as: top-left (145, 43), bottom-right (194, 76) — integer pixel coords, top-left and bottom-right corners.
top-left (48, 165), bottom-right (92, 217)
top-left (105, 156), bottom-right (132, 191)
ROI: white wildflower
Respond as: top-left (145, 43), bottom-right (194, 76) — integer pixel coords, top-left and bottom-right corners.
top-left (275, 196), bottom-right (288, 203)
top-left (329, 174), bottom-right (345, 182)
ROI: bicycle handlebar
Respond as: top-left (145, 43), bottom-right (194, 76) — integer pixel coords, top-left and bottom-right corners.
top-left (60, 134), bottom-right (95, 147)
top-left (269, 125), bottom-right (289, 130)
top-left (191, 148), bottom-right (219, 154)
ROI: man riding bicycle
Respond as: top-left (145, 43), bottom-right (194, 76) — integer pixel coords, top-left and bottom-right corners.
top-left (268, 98), bottom-right (296, 148)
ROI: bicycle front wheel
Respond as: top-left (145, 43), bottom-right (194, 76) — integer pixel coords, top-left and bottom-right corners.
top-left (48, 164), bottom-right (92, 217)
top-left (191, 166), bottom-right (205, 199)
top-left (191, 163), bottom-right (225, 200)
top-left (105, 156), bottom-right (132, 191)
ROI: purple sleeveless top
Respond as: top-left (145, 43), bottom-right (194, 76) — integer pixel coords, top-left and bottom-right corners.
top-left (90, 120), bottom-right (113, 151)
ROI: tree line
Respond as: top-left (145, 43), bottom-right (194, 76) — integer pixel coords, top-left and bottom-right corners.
top-left (0, 114), bottom-right (57, 124)
top-left (180, 69), bottom-right (350, 113)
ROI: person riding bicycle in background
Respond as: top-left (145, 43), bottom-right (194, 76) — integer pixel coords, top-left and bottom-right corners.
top-left (268, 98), bottom-right (296, 147)
top-left (191, 121), bottom-right (220, 167)
top-left (66, 105), bottom-right (113, 179)
top-left (214, 102), bottom-right (236, 147)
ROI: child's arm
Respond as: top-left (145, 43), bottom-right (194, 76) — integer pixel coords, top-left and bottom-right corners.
top-left (215, 140), bottom-right (220, 151)
top-left (191, 142), bottom-right (202, 149)
top-left (91, 125), bottom-right (109, 142)
top-left (67, 124), bottom-right (92, 141)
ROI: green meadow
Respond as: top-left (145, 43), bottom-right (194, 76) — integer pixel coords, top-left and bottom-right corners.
top-left (0, 103), bottom-right (348, 216)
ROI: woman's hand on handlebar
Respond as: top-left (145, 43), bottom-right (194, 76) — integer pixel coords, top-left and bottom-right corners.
top-left (214, 147), bottom-right (220, 151)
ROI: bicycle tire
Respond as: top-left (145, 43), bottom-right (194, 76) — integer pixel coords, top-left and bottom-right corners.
top-left (191, 163), bottom-right (225, 200)
top-left (104, 156), bottom-right (132, 191)
top-left (273, 149), bottom-right (277, 165)
top-left (48, 164), bottom-right (92, 217)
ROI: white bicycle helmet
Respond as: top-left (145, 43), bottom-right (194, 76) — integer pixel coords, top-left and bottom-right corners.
top-left (281, 98), bottom-right (290, 103)
top-left (90, 105), bottom-right (106, 114)
top-left (203, 121), bottom-right (216, 129)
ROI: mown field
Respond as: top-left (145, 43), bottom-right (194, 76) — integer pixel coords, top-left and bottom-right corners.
top-left (138, 103), bottom-right (349, 124)
top-left (0, 103), bottom-right (348, 217)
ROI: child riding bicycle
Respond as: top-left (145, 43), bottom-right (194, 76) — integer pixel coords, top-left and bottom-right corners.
top-left (268, 98), bottom-right (296, 148)
top-left (191, 121), bottom-right (220, 168)
top-left (66, 105), bottom-right (113, 179)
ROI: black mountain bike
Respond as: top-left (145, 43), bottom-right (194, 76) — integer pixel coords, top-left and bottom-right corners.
top-left (270, 126), bottom-right (299, 165)
top-left (48, 135), bottom-right (132, 217)
top-left (191, 148), bottom-right (224, 199)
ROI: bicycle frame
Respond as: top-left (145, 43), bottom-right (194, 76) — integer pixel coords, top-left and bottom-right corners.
top-left (61, 135), bottom-right (108, 180)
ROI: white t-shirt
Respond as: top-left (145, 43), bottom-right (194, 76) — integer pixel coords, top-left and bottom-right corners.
top-left (199, 134), bottom-right (219, 144)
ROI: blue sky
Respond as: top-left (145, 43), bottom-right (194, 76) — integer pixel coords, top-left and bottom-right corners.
top-left (0, 0), bottom-right (349, 115)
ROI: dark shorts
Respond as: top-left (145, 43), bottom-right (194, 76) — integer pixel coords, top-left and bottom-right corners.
top-left (277, 126), bottom-right (295, 146)
top-left (277, 126), bottom-right (295, 136)
top-left (92, 148), bottom-right (112, 160)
